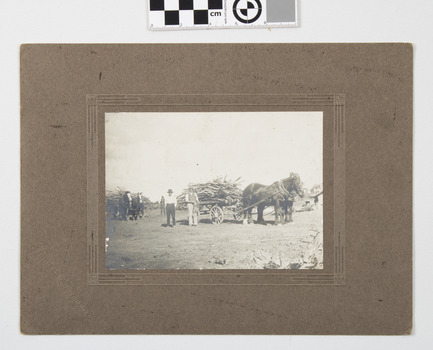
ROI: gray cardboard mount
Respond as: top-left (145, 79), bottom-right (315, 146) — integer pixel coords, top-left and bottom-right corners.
top-left (20, 44), bottom-right (412, 334)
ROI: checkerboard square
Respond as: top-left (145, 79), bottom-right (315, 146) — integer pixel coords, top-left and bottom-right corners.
top-left (208, 0), bottom-right (222, 10)
top-left (149, 0), bottom-right (164, 11)
top-left (149, 10), bottom-right (165, 28)
top-left (194, 9), bottom-right (208, 24)
top-left (193, 0), bottom-right (208, 10)
top-left (164, 0), bottom-right (179, 11)
top-left (179, 9), bottom-right (194, 25)
top-left (180, 0), bottom-right (194, 10)
top-left (165, 10), bottom-right (180, 25)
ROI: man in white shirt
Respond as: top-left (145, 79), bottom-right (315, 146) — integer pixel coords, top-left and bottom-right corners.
top-left (185, 187), bottom-right (199, 226)
top-left (165, 189), bottom-right (177, 227)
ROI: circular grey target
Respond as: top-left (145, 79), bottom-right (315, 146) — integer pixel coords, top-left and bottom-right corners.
top-left (233, 0), bottom-right (262, 24)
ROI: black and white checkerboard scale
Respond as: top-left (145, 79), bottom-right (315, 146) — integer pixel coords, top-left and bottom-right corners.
top-left (149, 0), bottom-right (224, 27)
top-left (149, 0), bottom-right (298, 30)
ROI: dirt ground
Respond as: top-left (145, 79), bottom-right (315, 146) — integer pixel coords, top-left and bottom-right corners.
top-left (105, 205), bottom-right (323, 270)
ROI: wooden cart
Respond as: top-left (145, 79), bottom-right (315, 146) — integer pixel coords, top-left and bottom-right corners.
top-left (197, 199), bottom-right (235, 224)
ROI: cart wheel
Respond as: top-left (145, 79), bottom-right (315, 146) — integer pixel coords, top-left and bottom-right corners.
top-left (210, 205), bottom-right (224, 224)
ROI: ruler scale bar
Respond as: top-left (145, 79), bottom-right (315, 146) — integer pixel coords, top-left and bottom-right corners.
top-left (149, 0), bottom-right (298, 30)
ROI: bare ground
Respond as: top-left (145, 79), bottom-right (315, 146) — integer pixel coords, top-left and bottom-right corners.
top-left (105, 207), bottom-right (323, 270)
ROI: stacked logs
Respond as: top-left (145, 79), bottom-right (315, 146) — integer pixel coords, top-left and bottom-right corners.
top-left (177, 177), bottom-right (243, 209)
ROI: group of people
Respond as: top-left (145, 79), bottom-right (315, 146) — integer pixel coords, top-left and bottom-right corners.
top-left (160, 188), bottom-right (199, 227)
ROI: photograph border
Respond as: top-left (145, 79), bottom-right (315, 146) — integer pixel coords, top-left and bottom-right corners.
top-left (86, 94), bottom-right (345, 285)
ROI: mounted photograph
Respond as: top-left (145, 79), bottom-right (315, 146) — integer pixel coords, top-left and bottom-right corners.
top-left (105, 111), bottom-right (323, 270)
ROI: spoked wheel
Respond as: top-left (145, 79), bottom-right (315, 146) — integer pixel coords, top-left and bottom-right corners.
top-left (210, 205), bottom-right (224, 224)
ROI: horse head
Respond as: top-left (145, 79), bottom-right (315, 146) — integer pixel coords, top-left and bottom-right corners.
top-left (284, 173), bottom-right (305, 198)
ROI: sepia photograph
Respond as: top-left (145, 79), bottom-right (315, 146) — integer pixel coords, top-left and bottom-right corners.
top-left (13, 0), bottom-right (424, 339)
top-left (105, 111), bottom-right (323, 270)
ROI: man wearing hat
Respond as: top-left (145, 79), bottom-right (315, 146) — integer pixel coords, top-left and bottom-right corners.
top-left (165, 189), bottom-right (177, 227)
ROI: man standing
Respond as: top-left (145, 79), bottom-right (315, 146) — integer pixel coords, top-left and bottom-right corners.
top-left (165, 189), bottom-right (176, 227)
top-left (185, 187), bottom-right (199, 226)
top-left (160, 196), bottom-right (166, 216)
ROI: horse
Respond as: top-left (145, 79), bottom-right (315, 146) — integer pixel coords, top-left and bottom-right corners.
top-left (136, 192), bottom-right (145, 218)
top-left (242, 173), bottom-right (304, 225)
top-left (119, 191), bottom-right (132, 220)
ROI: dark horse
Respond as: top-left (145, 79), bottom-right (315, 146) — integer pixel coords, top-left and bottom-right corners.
top-left (242, 173), bottom-right (304, 225)
top-left (118, 191), bottom-right (132, 220)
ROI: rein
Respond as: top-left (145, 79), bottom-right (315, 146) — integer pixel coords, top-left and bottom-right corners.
top-left (278, 179), bottom-right (291, 197)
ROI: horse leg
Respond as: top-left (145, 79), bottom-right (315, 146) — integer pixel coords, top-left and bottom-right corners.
top-left (281, 203), bottom-right (287, 224)
top-left (257, 204), bottom-right (265, 224)
top-left (287, 203), bottom-right (294, 223)
top-left (280, 201), bottom-right (287, 224)
top-left (247, 208), bottom-right (254, 224)
top-left (277, 205), bottom-right (284, 224)
top-left (242, 197), bottom-right (252, 225)
top-left (274, 199), bottom-right (281, 225)
top-left (243, 207), bottom-right (252, 225)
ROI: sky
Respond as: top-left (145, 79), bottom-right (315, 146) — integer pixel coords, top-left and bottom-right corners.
top-left (105, 112), bottom-right (322, 201)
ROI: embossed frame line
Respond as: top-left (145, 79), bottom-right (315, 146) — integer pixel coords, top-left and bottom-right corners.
top-left (86, 94), bottom-right (345, 285)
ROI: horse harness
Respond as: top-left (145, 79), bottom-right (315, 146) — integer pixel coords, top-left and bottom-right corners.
top-left (277, 179), bottom-right (292, 200)
top-left (236, 178), bottom-right (297, 215)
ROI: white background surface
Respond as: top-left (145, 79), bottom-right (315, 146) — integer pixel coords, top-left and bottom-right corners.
top-left (1, 0), bottom-right (432, 348)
